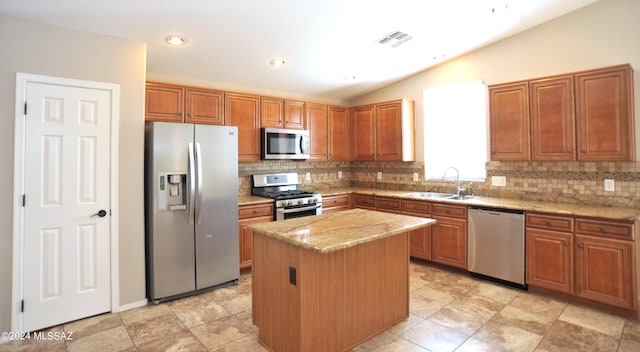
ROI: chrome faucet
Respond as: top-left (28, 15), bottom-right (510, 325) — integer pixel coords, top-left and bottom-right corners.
top-left (442, 167), bottom-right (466, 198)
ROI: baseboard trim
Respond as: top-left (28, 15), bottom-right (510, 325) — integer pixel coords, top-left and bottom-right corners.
top-left (116, 298), bottom-right (148, 313)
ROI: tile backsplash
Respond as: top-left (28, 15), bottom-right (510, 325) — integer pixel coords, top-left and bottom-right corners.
top-left (239, 160), bottom-right (640, 209)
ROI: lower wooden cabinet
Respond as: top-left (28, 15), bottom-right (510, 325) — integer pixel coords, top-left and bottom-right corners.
top-left (322, 194), bottom-right (352, 214)
top-left (431, 204), bottom-right (467, 269)
top-left (526, 227), bottom-right (574, 294)
top-left (238, 203), bottom-right (274, 269)
top-left (353, 194), bottom-right (376, 210)
top-left (402, 200), bottom-right (432, 260)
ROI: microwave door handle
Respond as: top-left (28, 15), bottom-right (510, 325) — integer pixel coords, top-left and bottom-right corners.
top-left (195, 143), bottom-right (203, 225)
top-left (188, 143), bottom-right (196, 225)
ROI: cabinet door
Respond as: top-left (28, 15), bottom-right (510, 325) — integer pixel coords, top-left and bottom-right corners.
top-left (305, 103), bottom-right (328, 161)
top-left (284, 100), bottom-right (305, 129)
top-left (327, 106), bottom-right (350, 161)
top-left (322, 194), bottom-right (352, 214)
top-left (431, 216), bottom-right (467, 269)
top-left (375, 101), bottom-right (403, 161)
top-left (225, 93), bottom-right (260, 162)
top-left (238, 215), bottom-right (273, 269)
top-left (489, 82), bottom-right (530, 161)
top-left (575, 235), bottom-right (635, 310)
top-left (351, 105), bottom-right (376, 160)
top-left (145, 83), bottom-right (184, 122)
top-left (525, 228), bottom-right (573, 293)
top-left (403, 210), bottom-right (432, 261)
top-left (375, 196), bottom-right (401, 214)
top-left (530, 76), bottom-right (576, 161)
top-left (185, 88), bottom-right (224, 125)
top-left (353, 194), bottom-right (376, 210)
top-left (575, 65), bottom-right (634, 161)
top-left (261, 97), bottom-right (284, 128)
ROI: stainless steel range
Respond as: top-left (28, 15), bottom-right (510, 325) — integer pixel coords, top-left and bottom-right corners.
top-left (251, 173), bottom-right (322, 221)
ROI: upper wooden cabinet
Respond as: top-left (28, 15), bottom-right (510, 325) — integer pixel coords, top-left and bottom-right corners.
top-left (530, 76), bottom-right (576, 161)
top-left (351, 99), bottom-right (415, 161)
top-left (284, 100), bottom-right (305, 129)
top-left (327, 106), bottom-right (350, 161)
top-left (145, 83), bottom-right (185, 122)
top-left (490, 64), bottom-right (635, 162)
top-left (305, 102), bottom-right (328, 161)
top-left (225, 93), bottom-right (261, 162)
top-left (575, 65), bottom-right (635, 161)
top-left (185, 88), bottom-right (224, 125)
top-left (489, 82), bottom-right (530, 161)
top-left (260, 97), bottom-right (284, 128)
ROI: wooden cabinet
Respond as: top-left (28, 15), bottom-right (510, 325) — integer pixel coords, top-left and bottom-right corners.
top-left (238, 203), bottom-right (274, 268)
top-left (351, 99), bottom-right (415, 161)
top-left (575, 65), bottom-right (635, 161)
top-left (284, 100), bottom-right (305, 129)
top-left (185, 88), bottom-right (224, 125)
top-left (375, 196), bottom-right (401, 214)
top-left (327, 106), bottom-right (350, 161)
top-left (305, 103), bottom-right (328, 161)
top-left (225, 93), bottom-right (261, 162)
top-left (402, 200), bottom-right (432, 260)
top-left (530, 76), bottom-right (576, 161)
top-left (353, 194), bottom-right (376, 210)
top-left (488, 81), bottom-right (530, 161)
top-left (322, 194), bottom-right (352, 214)
top-left (260, 97), bottom-right (284, 128)
top-left (489, 64), bottom-right (635, 161)
top-left (145, 83), bottom-right (184, 122)
top-left (431, 203), bottom-right (467, 269)
top-left (574, 218), bottom-right (636, 310)
top-left (525, 213), bottom-right (574, 293)
top-left (351, 105), bottom-right (376, 160)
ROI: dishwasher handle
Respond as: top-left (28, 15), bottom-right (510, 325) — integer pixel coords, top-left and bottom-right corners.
top-left (469, 206), bottom-right (523, 215)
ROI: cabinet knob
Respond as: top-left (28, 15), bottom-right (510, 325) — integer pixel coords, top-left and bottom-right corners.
top-left (563, 240), bottom-right (569, 247)
top-left (567, 149), bottom-right (573, 153)
top-left (580, 148), bottom-right (586, 153)
top-left (545, 221), bottom-right (551, 226)
top-left (599, 227), bottom-right (606, 233)
top-left (578, 243), bottom-right (584, 249)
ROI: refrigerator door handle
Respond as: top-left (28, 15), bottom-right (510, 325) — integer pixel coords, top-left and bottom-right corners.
top-left (195, 142), bottom-right (203, 225)
top-left (188, 142), bottom-right (196, 225)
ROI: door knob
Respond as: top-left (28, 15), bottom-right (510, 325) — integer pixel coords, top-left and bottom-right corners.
top-left (91, 210), bottom-right (107, 218)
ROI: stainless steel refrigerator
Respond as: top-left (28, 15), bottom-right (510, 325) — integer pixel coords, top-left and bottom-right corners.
top-left (145, 121), bottom-right (239, 303)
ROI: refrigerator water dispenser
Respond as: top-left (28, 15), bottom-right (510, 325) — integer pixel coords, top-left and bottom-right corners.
top-left (158, 173), bottom-right (187, 210)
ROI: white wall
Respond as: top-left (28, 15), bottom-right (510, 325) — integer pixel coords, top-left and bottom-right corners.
top-left (348, 0), bottom-right (640, 161)
top-left (0, 15), bottom-right (147, 332)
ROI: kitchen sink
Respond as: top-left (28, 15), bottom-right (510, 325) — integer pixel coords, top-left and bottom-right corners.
top-left (406, 192), bottom-right (480, 200)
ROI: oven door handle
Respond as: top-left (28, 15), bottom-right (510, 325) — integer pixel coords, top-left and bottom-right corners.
top-left (280, 204), bottom-right (321, 214)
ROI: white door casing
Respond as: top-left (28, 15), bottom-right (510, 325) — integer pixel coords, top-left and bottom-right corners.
top-left (12, 73), bottom-right (120, 332)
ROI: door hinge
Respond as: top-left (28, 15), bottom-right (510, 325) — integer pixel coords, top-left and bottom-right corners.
top-left (21, 300), bottom-right (24, 313)
top-left (22, 194), bottom-right (25, 207)
top-left (24, 102), bottom-right (27, 115)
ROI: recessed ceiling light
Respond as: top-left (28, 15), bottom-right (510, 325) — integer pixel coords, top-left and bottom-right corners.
top-left (269, 58), bottom-right (286, 66)
top-left (165, 35), bottom-right (187, 46)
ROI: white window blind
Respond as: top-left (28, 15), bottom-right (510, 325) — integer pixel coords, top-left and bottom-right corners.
top-left (423, 80), bottom-right (487, 181)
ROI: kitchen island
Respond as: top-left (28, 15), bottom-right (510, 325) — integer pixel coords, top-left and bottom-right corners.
top-left (248, 208), bottom-right (436, 352)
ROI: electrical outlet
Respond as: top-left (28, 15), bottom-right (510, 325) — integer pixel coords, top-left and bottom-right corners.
top-left (305, 172), bottom-right (311, 181)
top-left (604, 179), bottom-right (615, 192)
top-left (491, 176), bottom-right (506, 187)
top-left (377, 172), bottom-right (382, 180)
top-left (413, 173), bottom-right (419, 182)
top-left (338, 171), bottom-right (343, 179)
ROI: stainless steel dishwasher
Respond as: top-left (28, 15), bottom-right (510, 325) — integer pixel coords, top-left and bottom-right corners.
top-left (467, 206), bottom-right (526, 288)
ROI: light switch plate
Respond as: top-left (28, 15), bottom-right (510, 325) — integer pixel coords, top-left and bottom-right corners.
top-left (604, 179), bottom-right (615, 192)
top-left (305, 172), bottom-right (311, 181)
top-left (413, 173), bottom-right (419, 182)
top-left (491, 176), bottom-right (506, 187)
top-left (377, 172), bottom-right (382, 180)
top-left (338, 171), bottom-right (343, 179)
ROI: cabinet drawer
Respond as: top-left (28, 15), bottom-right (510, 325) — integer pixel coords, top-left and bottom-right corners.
top-left (402, 200), bottom-right (431, 215)
top-left (239, 203), bottom-right (274, 219)
top-left (375, 197), bottom-right (401, 211)
top-left (354, 195), bottom-right (376, 208)
top-left (432, 203), bottom-right (467, 218)
top-left (575, 218), bottom-right (634, 240)
top-left (323, 194), bottom-right (351, 208)
top-left (526, 213), bottom-right (574, 232)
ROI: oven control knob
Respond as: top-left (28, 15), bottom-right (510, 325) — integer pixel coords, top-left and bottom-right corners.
top-left (298, 199), bottom-right (304, 205)
top-left (287, 200), bottom-right (293, 206)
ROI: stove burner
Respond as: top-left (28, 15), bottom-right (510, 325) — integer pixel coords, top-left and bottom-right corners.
top-left (262, 190), bottom-right (316, 200)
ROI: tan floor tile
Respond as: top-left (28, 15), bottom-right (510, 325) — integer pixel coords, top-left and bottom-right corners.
top-left (428, 300), bottom-right (495, 336)
top-left (492, 304), bottom-right (559, 335)
top-left (66, 325), bottom-right (133, 352)
top-left (125, 311), bottom-right (188, 347)
top-left (463, 281), bottom-right (521, 306)
top-left (367, 336), bottom-right (429, 352)
top-left (0, 326), bottom-right (68, 352)
top-left (618, 319), bottom-right (640, 352)
top-left (234, 309), bottom-right (259, 334)
top-left (384, 314), bottom-right (424, 337)
top-left (210, 334), bottom-right (269, 351)
top-left (508, 292), bottom-right (566, 321)
top-left (118, 303), bottom-right (172, 326)
top-left (169, 293), bottom-right (231, 327)
top-left (474, 319), bottom-right (544, 352)
top-left (64, 313), bottom-right (123, 339)
top-left (409, 292), bottom-right (447, 318)
top-left (350, 330), bottom-right (395, 351)
top-left (455, 337), bottom-right (509, 352)
top-left (136, 329), bottom-right (207, 352)
top-left (558, 304), bottom-right (626, 338)
top-left (191, 315), bottom-right (254, 350)
top-left (536, 320), bottom-right (619, 352)
top-left (402, 320), bottom-right (467, 352)
top-left (411, 284), bottom-right (459, 304)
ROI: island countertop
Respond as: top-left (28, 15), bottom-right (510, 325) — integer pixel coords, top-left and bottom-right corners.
top-left (247, 208), bottom-right (436, 254)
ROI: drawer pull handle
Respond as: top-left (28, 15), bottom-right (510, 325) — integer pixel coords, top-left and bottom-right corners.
top-left (545, 221), bottom-right (551, 226)
top-left (599, 227), bottom-right (606, 233)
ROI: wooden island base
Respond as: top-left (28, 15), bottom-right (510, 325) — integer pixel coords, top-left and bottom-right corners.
top-left (252, 232), bottom-right (409, 352)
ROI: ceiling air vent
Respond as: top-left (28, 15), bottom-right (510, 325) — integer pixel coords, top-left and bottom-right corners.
top-left (376, 30), bottom-right (413, 48)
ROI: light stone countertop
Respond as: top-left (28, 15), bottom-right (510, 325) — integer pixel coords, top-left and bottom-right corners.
top-left (247, 208), bottom-right (436, 254)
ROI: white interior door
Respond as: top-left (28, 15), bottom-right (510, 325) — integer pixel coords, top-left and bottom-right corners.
top-left (20, 80), bottom-right (112, 332)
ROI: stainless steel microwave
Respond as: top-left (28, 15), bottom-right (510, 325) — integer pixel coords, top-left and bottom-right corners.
top-left (261, 128), bottom-right (310, 160)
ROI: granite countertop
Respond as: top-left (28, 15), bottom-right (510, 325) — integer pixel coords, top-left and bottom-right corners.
top-left (247, 208), bottom-right (436, 254)
top-left (313, 187), bottom-right (640, 221)
top-left (238, 195), bottom-right (274, 206)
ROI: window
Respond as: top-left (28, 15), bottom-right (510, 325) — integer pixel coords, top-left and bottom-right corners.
top-left (423, 80), bottom-right (487, 181)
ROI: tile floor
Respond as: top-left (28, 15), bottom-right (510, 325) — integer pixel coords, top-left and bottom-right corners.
top-left (2, 260), bottom-right (640, 352)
